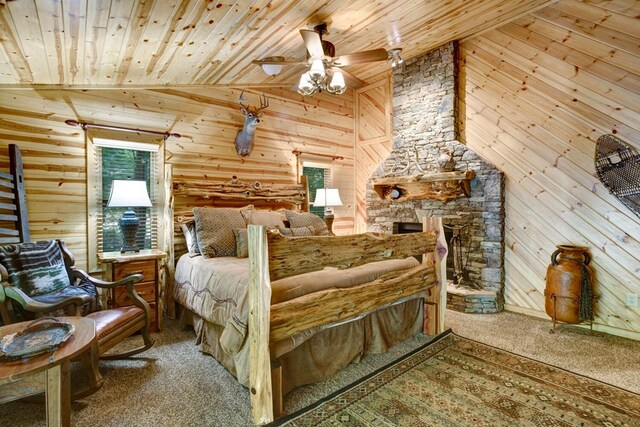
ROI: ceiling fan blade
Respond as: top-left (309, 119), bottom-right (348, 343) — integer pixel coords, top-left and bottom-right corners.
top-left (333, 48), bottom-right (388, 66)
top-left (300, 29), bottom-right (325, 58)
top-left (252, 59), bottom-right (306, 65)
top-left (336, 68), bottom-right (365, 89)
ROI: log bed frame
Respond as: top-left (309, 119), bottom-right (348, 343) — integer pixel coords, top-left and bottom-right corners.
top-left (169, 174), bottom-right (447, 425)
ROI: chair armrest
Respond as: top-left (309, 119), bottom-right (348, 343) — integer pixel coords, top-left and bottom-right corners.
top-left (4, 286), bottom-right (86, 313)
top-left (71, 268), bottom-right (151, 323)
top-left (71, 269), bottom-right (143, 289)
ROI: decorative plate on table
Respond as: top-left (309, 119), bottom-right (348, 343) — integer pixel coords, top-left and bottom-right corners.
top-left (0, 318), bottom-right (75, 360)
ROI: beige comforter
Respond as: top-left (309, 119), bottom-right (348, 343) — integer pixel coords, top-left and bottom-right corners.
top-left (174, 254), bottom-right (421, 386)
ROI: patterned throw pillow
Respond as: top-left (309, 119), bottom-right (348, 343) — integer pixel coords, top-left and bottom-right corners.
top-left (284, 210), bottom-right (331, 236)
top-left (194, 208), bottom-right (247, 257)
top-left (241, 209), bottom-right (286, 229)
top-left (233, 229), bottom-right (249, 258)
top-left (180, 220), bottom-right (201, 255)
top-left (0, 240), bottom-right (71, 297)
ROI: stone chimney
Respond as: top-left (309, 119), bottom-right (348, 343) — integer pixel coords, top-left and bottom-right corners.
top-left (366, 42), bottom-right (505, 313)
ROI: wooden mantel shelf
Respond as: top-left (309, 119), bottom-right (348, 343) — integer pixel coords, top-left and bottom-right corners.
top-left (372, 170), bottom-right (476, 203)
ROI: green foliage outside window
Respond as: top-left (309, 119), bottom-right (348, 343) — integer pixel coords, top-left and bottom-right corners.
top-left (303, 166), bottom-right (325, 219)
top-left (102, 147), bottom-right (152, 252)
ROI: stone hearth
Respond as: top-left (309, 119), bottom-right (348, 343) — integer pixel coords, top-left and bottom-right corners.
top-left (365, 42), bottom-right (505, 313)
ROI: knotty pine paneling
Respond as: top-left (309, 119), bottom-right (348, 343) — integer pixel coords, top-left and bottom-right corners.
top-left (354, 73), bottom-right (393, 233)
top-left (0, 0), bottom-right (553, 87)
top-left (0, 87), bottom-right (354, 270)
top-left (460, 0), bottom-right (640, 334)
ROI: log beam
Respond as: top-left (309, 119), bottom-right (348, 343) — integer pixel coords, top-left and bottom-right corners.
top-left (248, 225), bottom-right (273, 425)
top-left (270, 263), bottom-right (436, 342)
top-left (423, 217), bottom-right (448, 335)
top-left (268, 231), bottom-right (436, 281)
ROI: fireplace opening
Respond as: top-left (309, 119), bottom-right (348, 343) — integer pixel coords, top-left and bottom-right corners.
top-left (393, 222), bottom-right (424, 263)
top-left (392, 221), bottom-right (479, 288)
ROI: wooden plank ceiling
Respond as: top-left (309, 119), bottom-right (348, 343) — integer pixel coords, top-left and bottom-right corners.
top-left (0, 0), bottom-right (553, 88)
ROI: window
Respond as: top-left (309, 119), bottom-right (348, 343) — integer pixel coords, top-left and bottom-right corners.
top-left (303, 164), bottom-right (333, 218)
top-left (88, 138), bottom-right (161, 263)
top-left (99, 147), bottom-right (155, 252)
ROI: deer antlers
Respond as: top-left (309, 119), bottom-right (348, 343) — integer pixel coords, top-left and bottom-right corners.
top-left (382, 143), bottom-right (428, 176)
top-left (239, 90), bottom-right (269, 115)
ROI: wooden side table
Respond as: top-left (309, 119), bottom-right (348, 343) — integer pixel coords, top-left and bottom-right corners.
top-left (0, 317), bottom-right (99, 427)
top-left (98, 249), bottom-right (167, 332)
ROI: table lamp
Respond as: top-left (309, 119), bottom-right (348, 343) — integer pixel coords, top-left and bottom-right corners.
top-left (313, 188), bottom-right (343, 232)
top-left (107, 180), bottom-right (152, 253)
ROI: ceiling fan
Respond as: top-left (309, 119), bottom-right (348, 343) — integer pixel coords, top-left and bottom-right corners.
top-left (252, 23), bottom-right (393, 95)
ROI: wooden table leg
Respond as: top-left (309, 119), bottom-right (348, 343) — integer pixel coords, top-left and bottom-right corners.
top-left (45, 361), bottom-right (71, 427)
top-left (83, 339), bottom-right (103, 393)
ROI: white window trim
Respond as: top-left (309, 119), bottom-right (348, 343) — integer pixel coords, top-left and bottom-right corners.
top-left (302, 161), bottom-right (334, 213)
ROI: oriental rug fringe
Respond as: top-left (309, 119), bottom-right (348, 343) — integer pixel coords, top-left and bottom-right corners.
top-left (273, 331), bottom-right (640, 427)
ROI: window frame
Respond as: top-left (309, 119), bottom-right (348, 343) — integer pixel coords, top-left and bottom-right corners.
top-left (86, 135), bottom-right (165, 273)
top-left (302, 160), bottom-right (334, 217)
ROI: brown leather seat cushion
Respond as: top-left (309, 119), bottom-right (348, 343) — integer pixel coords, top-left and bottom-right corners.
top-left (86, 307), bottom-right (145, 339)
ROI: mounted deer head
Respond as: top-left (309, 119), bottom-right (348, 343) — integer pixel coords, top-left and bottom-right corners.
top-left (234, 90), bottom-right (269, 157)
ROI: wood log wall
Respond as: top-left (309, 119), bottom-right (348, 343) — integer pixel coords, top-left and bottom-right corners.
top-left (0, 87), bottom-right (355, 270)
top-left (459, 0), bottom-right (640, 336)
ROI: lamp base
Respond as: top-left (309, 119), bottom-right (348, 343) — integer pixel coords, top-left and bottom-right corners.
top-left (119, 209), bottom-right (140, 253)
top-left (323, 212), bottom-right (335, 234)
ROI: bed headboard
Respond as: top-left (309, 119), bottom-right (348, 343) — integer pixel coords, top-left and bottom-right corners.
top-left (0, 144), bottom-right (29, 244)
top-left (171, 175), bottom-right (309, 260)
top-left (164, 174), bottom-right (308, 318)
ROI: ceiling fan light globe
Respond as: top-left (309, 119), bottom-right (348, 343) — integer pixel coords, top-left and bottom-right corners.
top-left (327, 70), bottom-right (346, 94)
top-left (309, 58), bottom-right (326, 80)
top-left (298, 72), bottom-right (314, 91)
top-left (261, 64), bottom-right (283, 76)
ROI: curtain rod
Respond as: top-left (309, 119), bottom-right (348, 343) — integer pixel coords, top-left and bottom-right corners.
top-left (65, 119), bottom-right (181, 139)
top-left (292, 149), bottom-right (344, 161)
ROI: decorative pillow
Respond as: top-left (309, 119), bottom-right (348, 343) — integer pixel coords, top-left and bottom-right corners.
top-left (193, 208), bottom-right (247, 258)
top-left (233, 228), bottom-right (249, 258)
top-left (0, 240), bottom-right (71, 297)
top-left (277, 225), bottom-right (315, 237)
top-left (180, 220), bottom-right (201, 255)
top-left (284, 210), bottom-right (331, 236)
top-left (241, 209), bottom-right (286, 229)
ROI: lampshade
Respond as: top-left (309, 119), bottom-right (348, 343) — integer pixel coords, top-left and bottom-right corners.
top-left (298, 72), bottom-right (314, 91)
top-left (309, 58), bottom-right (325, 80)
top-left (107, 180), bottom-right (152, 208)
top-left (313, 188), bottom-right (343, 207)
top-left (328, 70), bottom-right (346, 94)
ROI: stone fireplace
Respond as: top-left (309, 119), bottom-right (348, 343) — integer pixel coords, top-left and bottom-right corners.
top-left (366, 42), bottom-right (505, 313)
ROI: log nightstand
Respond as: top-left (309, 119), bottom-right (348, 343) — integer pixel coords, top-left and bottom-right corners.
top-left (98, 250), bottom-right (167, 332)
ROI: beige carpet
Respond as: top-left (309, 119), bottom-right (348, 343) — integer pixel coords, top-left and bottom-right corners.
top-left (1, 310), bottom-right (638, 426)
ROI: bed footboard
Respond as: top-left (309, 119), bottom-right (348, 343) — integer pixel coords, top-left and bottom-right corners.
top-left (247, 224), bottom-right (446, 425)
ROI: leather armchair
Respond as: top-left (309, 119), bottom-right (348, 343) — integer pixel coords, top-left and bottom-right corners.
top-left (0, 240), bottom-right (153, 359)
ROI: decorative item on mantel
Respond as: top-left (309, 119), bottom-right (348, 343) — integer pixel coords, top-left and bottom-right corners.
top-left (436, 149), bottom-right (456, 172)
top-left (544, 245), bottom-right (597, 333)
top-left (108, 180), bottom-right (152, 253)
top-left (372, 170), bottom-right (475, 203)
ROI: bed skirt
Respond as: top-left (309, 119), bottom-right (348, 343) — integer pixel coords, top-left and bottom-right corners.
top-left (179, 298), bottom-right (423, 395)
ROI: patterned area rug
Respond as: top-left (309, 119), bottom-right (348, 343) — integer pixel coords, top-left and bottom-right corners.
top-left (273, 331), bottom-right (640, 427)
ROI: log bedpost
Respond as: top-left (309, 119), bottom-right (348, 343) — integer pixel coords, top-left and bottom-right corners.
top-left (423, 217), bottom-right (448, 334)
top-left (163, 164), bottom-right (176, 319)
top-left (248, 225), bottom-right (274, 425)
